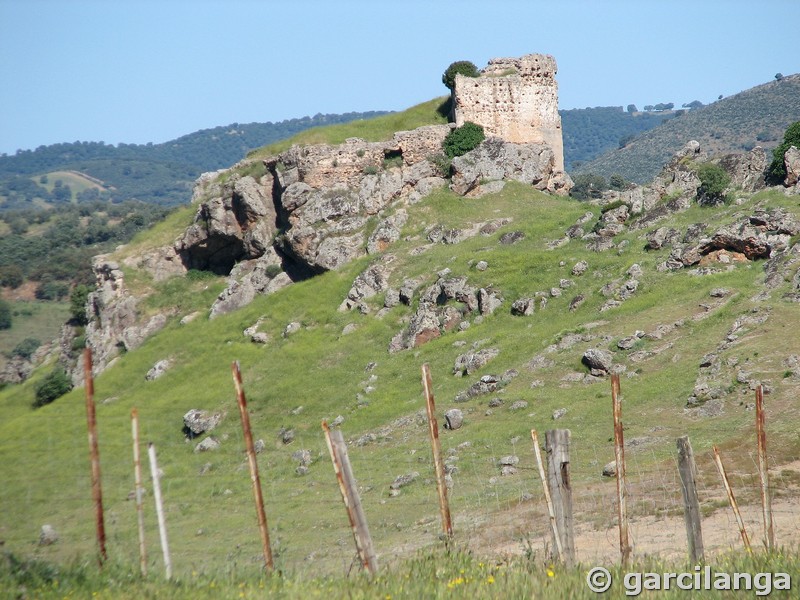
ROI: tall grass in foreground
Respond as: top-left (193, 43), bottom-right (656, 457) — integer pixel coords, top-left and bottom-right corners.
top-left (2, 547), bottom-right (798, 599)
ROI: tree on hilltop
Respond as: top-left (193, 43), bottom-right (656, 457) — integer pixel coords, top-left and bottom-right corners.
top-left (442, 61), bottom-right (480, 91)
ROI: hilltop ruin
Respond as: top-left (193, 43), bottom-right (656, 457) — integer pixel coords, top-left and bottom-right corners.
top-left (453, 54), bottom-right (565, 171)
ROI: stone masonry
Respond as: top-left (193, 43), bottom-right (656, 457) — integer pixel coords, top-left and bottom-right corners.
top-left (453, 54), bottom-right (565, 172)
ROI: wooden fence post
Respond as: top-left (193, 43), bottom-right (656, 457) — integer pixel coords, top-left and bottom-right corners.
top-left (611, 373), bottom-right (632, 564)
top-left (544, 429), bottom-right (575, 566)
top-left (232, 361), bottom-right (274, 572)
top-left (531, 429), bottom-right (563, 563)
top-left (676, 436), bottom-right (704, 563)
top-left (421, 364), bottom-right (453, 540)
top-left (147, 442), bottom-right (172, 579)
top-left (712, 445), bottom-right (752, 553)
top-left (322, 421), bottom-right (378, 576)
top-left (131, 408), bottom-right (147, 576)
top-left (755, 385), bottom-right (775, 551)
top-left (83, 347), bottom-right (107, 566)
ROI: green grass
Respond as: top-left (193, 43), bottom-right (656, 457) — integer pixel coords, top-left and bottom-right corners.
top-left (247, 98), bottom-right (450, 159)
top-left (2, 547), bottom-right (798, 599)
top-left (0, 300), bottom-right (70, 365)
top-left (1, 178), bottom-right (799, 584)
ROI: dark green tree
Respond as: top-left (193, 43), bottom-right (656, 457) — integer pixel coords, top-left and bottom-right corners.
top-left (442, 122), bottom-right (485, 158)
top-left (695, 162), bottom-right (730, 205)
top-left (0, 265), bottom-right (23, 288)
top-left (0, 299), bottom-right (11, 329)
top-left (609, 174), bottom-right (627, 191)
top-left (33, 368), bottom-right (73, 408)
top-left (12, 337), bottom-right (41, 360)
top-left (768, 121), bottom-right (800, 182)
top-left (69, 284), bottom-right (91, 325)
top-left (569, 173), bottom-right (608, 200)
top-left (626, 104), bottom-right (637, 113)
top-left (442, 61), bottom-right (480, 91)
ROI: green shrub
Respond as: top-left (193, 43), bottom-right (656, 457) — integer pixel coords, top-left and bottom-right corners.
top-left (428, 152), bottom-right (452, 177)
top-left (569, 173), bottom-right (607, 200)
top-left (0, 299), bottom-right (10, 330)
top-left (768, 121), bottom-right (800, 182)
top-left (442, 122), bottom-right (485, 158)
top-left (69, 284), bottom-right (91, 326)
top-left (695, 162), bottom-right (730, 205)
top-left (442, 61), bottom-right (479, 91)
top-left (264, 264), bottom-right (283, 278)
top-left (11, 338), bottom-right (41, 360)
top-left (33, 368), bottom-right (73, 408)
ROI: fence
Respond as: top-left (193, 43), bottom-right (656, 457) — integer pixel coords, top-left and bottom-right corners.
top-left (3, 353), bottom-right (800, 580)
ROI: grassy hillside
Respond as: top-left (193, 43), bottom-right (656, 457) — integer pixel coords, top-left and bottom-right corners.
top-left (1, 173), bottom-right (799, 587)
top-left (575, 74), bottom-right (800, 183)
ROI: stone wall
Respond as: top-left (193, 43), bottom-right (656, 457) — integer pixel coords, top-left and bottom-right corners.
top-left (453, 54), bottom-right (565, 171)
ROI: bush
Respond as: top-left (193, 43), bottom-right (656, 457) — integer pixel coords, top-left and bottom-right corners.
top-left (35, 280), bottom-right (69, 301)
top-left (33, 368), bottom-right (73, 408)
top-left (427, 153), bottom-right (452, 177)
top-left (442, 122), bottom-right (485, 158)
top-left (768, 121), bottom-right (800, 182)
top-left (0, 265), bottom-right (24, 289)
top-left (442, 61), bottom-right (479, 91)
top-left (695, 162), bottom-right (730, 205)
top-left (69, 284), bottom-right (91, 326)
top-left (609, 174), bottom-right (627, 191)
top-left (0, 299), bottom-right (11, 330)
top-left (569, 173), bottom-right (608, 200)
top-left (11, 338), bottom-right (41, 360)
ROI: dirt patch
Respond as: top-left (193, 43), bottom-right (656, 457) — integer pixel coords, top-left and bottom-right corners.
top-left (1, 281), bottom-right (38, 302)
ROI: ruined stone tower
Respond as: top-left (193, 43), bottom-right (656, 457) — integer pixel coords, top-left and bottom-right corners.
top-left (453, 54), bottom-right (565, 172)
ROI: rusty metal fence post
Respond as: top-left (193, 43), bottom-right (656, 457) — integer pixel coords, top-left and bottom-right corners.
top-left (421, 364), bottom-right (453, 540)
top-left (232, 361), bottom-right (274, 572)
top-left (84, 347), bottom-right (107, 566)
top-left (755, 385), bottom-right (775, 551)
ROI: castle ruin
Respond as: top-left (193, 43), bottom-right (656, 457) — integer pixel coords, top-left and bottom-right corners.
top-left (453, 54), bottom-right (565, 172)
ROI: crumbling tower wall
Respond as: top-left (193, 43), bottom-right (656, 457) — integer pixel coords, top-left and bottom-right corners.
top-left (453, 54), bottom-right (565, 172)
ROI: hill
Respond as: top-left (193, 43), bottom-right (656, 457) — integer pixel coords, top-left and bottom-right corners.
top-left (0, 104), bottom-right (676, 211)
top-left (0, 111), bottom-right (390, 211)
top-left (1, 92), bottom-right (799, 588)
top-left (560, 106), bottom-right (672, 171)
top-left (575, 74), bottom-right (800, 183)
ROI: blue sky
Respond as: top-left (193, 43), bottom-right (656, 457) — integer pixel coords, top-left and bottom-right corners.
top-left (1, 0), bottom-right (798, 155)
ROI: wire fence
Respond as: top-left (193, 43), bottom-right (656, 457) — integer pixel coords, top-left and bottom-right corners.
top-left (2, 366), bottom-right (799, 580)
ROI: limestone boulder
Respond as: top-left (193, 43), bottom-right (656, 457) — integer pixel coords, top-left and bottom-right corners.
top-left (785, 146), bottom-right (800, 188)
top-left (450, 138), bottom-right (566, 197)
top-left (177, 173), bottom-right (275, 274)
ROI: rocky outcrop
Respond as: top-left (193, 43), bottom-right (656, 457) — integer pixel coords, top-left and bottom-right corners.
top-left (785, 146), bottom-right (800, 189)
top-left (177, 172), bottom-right (276, 274)
top-left (718, 147), bottom-right (767, 192)
top-left (388, 273), bottom-right (502, 352)
top-left (82, 256), bottom-right (170, 382)
top-left (450, 137), bottom-right (572, 197)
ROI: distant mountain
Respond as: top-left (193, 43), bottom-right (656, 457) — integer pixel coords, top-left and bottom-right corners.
top-left (574, 74), bottom-right (800, 183)
top-left (560, 106), bottom-right (672, 171)
top-left (0, 112), bottom-right (390, 211)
